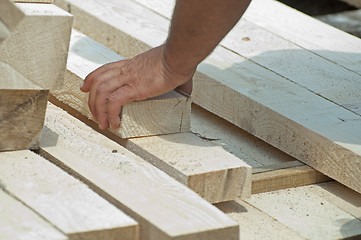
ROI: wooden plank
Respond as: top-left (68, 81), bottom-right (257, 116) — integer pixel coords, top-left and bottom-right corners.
top-left (131, 0), bottom-right (361, 115)
top-left (56, 0), bottom-right (361, 194)
top-left (252, 165), bottom-right (331, 194)
top-left (0, 150), bottom-right (138, 240)
top-left (40, 102), bottom-right (239, 240)
top-left (51, 29), bottom-right (190, 138)
top-left (0, 0), bottom-right (25, 42)
top-left (243, 0), bottom-right (361, 75)
top-left (247, 185), bottom-right (361, 239)
top-left (0, 3), bottom-right (72, 90)
top-left (0, 189), bottom-right (67, 240)
top-left (50, 29), bottom-right (251, 202)
top-left (215, 200), bottom-right (305, 240)
top-left (0, 89), bottom-right (48, 151)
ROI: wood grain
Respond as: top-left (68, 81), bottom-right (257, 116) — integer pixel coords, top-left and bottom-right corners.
top-left (40, 103), bottom-right (239, 240)
top-left (0, 189), bottom-right (67, 240)
top-left (0, 3), bottom-right (72, 90)
top-left (53, 0), bottom-right (361, 194)
top-left (0, 150), bottom-right (138, 240)
top-left (52, 29), bottom-right (190, 138)
top-left (247, 185), bottom-right (361, 239)
top-left (0, 89), bottom-right (48, 151)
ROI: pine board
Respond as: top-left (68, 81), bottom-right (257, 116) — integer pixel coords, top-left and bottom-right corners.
top-left (0, 150), bottom-right (138, 240)
top-left (52, 29), bottom-right (190, 138)
top-left (40, 102), bottom-right (239, 240)
top-left (0, 3), bottom-right (72, 90)
top-left (63, 0), bottom-right (361, 194)
top-left (0, 189), bottom-right (67, 240)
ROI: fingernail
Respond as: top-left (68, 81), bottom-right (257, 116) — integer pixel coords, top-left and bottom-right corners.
top-left (79, 80), bottom-right (84, 89)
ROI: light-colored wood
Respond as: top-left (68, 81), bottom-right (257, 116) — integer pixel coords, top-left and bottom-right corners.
top-left (252, 165), bottom-right (331, 194)
top-left (307, 182), bottom-right (361, 220)
top-left (53, 0), bottom-right (361, 194)
top-left (215, 200), bottom-right (305, 240)
top-left (0, 89), bottom-right (48, 151)
top-left (0, 0), bottom-right (25, 42)
top-left (247, 185), bottom-right (361, 240)
top-left (0, 3), bottom-right (72, 90)
top-left (40, 103), bottom-right (239, 240)
top-left (50, 29), bottom-right (250, 202)
top-left (0, 150), bottom-right (138, 240)
top-left (243, 0), bottom-right (361, 75)
top-left (52, 29), bottom-right (190, 138)
top-left (0, 189), bottom-right (67, 240)
top-left (125, 133), bottom-right (251, 202)
top-left (131, 0), bottom-right (361, 115)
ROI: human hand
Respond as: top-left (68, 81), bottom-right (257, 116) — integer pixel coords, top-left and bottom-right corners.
top-left (80, 45), bottom-right (194, 130)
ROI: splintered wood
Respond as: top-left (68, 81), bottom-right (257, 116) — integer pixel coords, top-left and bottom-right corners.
top-left (51, 29), bottom-right (190, 138)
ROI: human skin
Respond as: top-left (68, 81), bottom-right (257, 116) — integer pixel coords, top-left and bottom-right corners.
top-left (80, 0), bottom-right (251, 130)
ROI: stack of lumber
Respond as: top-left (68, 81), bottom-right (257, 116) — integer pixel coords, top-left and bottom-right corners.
top-left (1, 0), bottom-right (361, 239)
top-left (0, 0), bottom-right (72, 151)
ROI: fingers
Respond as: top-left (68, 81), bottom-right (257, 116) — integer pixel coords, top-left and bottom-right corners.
top-left (80, 61), bottom-right (124, 92)
top-left (88, 67), bottom-right (123, 123)
top-left (107, 85), bottom-right (135, 129)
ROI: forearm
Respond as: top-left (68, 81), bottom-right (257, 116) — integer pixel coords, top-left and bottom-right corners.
top-left (164, 0), bottom-right (251, 75)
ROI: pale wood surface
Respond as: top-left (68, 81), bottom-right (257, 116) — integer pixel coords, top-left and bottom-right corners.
top-left (52, 29), bottom-right (190, 138)
top-left (0, 150), bottom-right (138, 240)
top-left (126, 133), bottom-right (251, 202)
top-left (247, 184), bottom-right (361, 239)
top-left (0, 189), bottom-right (67, 240)
top-left (40, 103), bottom-right (239, 240)
top-left (252, 165), bottom-right (331, 194)
top-left (132, 0), bottom-right (361, 115)
top-left (0, 0), bottom-right (25, 41)
top-left (53, 0), bottom-right (361, 194)
top-left (215, 200), bottom-right (305, 240)
top-left (0, 89), bottom-right (48, 151)
top-left (0, 3), bottom-right (72, 90)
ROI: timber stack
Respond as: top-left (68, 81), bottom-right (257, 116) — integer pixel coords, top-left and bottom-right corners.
top-left (0, 0), bottom-right (361, 239)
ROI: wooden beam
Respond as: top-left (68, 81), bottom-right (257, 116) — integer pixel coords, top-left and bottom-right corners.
top-left (0, 189), bottom-right (67, 240)
top-left (0, 150), bottom-right (138, 239)
top-left (246, 184), bottom-right (361, 239)
top-left (55, 0), bottom-right (361, 194)
top-left (0, 0), bottom-right (25, 42)
top-left (0, 3), bottom-right (72, 90)
top-left (252, 165), bottom-right (331, 194)
top-left (40, 103), bottom-right (239, 240)
top-left (0, 89), bottom-right (48, 151)
top-left (13, 0), bottom-right (53, 3)
top-left (51, 29), bottom-right (190, 138)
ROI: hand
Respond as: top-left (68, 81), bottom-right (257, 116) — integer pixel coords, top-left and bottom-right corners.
top-left (80, 45), bottom-right (195, 130)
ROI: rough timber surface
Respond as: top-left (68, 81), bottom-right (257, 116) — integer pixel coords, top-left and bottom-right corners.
top-left (40, 103), bottom-right (239, 240)
top-left (68, 0), bottom-right (361, 193)
top-left (0, 189), bottom-right (67, 240)
top-left (215, 181), bottom-right (361, 240)
top-left (51, 29), bottom-right (190, 138)
top-left (0, 89), bottom-right (48, 151)
top-left (0, 3), bottom-right (72, 90)
top-left (0, 150), bottom-right (138, 240)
